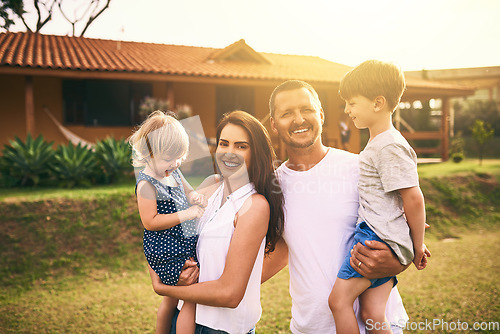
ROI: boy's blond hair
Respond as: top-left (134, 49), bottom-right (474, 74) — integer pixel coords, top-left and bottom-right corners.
top-left (339, 60), bottom-right (406, 112)
top-left (128, 110), bottom-right (189, 168)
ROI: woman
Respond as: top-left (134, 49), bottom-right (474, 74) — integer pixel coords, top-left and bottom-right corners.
top-left (149, 110), bottom-right (285, 333)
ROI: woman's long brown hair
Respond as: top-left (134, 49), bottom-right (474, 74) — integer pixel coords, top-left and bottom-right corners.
top-left (216, 110), bottom-right (285, 254)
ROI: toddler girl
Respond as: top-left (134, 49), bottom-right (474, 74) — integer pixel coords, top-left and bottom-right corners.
top-left (129, 110), bottom-right (206, 334)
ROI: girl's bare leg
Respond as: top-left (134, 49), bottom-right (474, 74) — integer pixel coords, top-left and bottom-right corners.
top-left (176, 301), bottom-right (196, 334)
top-left (156, 296), bottom-right (178, 334)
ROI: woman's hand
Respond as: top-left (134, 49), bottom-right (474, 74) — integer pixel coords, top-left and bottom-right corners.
top-left (350, 240), bottom-right (408, 279)
top-left (148, 259), bottom-right (199, 296)
top-left (178, 258), bottom-right (199, 286)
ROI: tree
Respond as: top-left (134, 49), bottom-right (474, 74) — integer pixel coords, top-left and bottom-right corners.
top-left (471, 120), bottom-right (494, 166)
top-left (454, 100), bottom-right (499, 136)
top-left (58, 0), bottom-right (111, 37)
top-left (0, 0), bottom-right (25, 31)
top-left (0, 0), bottom-right (111, 37)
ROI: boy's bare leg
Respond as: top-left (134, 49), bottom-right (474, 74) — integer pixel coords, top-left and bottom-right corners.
top-left (359, 279), bottom-right (394, 334)
top-left (156, 296), bottom-right (178, 334)
top-left (329, 277), bottom-right (371, 334)
top-left (176, 301), bottom-right (196, 334)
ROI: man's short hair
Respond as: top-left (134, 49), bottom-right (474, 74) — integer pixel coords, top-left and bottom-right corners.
top-left (339, 60), bottom-right (406, 112)
top-left (269, 80), bottom-right (322, 117)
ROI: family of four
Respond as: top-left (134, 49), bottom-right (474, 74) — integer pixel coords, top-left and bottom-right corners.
top-left (128, 60), bottom-right (430, 334)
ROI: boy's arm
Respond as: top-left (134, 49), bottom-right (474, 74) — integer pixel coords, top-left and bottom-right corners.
top-left (261, 237), bottom-right (289, 283)
top-left (352, 185), bottom-right (428, 276)
top-left (400, 186), bottom-right (429, 269)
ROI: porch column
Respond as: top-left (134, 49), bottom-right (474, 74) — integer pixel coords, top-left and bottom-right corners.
top-left (441, 97), bottom-right (450, 161)
top-left (394, 105), bottom-right (401, 130)
top-left (25, 76), bottom-right (35, 135)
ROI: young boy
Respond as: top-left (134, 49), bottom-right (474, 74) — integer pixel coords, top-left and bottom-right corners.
top-left (329, 60), bottom-right (431, 333)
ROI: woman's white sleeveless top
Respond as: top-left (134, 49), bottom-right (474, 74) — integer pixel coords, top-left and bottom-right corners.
top-left (196, 181), bottom-right (265, 334)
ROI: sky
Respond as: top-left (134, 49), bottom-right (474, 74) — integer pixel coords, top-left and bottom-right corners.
top-left (4, 0), bottom-right (500, 71)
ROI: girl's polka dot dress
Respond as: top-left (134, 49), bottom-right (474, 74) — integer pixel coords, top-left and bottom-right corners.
top-left (136, 169), bottom-right (198, 286)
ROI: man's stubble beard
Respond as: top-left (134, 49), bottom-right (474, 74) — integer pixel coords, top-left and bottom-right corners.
top-left (279, 128), bottom-right (322, 149)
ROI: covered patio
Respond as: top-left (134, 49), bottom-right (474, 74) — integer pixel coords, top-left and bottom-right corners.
top-left (394, 75), bottom-right (474, 161)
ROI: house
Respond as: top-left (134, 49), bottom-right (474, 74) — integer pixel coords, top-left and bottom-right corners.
top-left (407, 67), bottom-right (500, 138)
top-left (0, 32), bottom-right (474, 160)
top-left (407, 66), bottom-right (500, 103)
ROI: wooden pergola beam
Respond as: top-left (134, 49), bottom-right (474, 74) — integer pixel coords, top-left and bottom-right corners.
top-left (441, 97), bottom-right (450, 161)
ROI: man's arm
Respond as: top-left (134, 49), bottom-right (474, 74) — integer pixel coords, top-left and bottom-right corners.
top-left (350, 240), bottom-right (409, 279)
top-left (261, 237), bottom-right (288, 283)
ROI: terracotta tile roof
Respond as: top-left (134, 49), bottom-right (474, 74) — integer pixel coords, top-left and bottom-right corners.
top-left (0, 32), bottom-right (475, 95)
top-left (0, 32), bottom-right (352, 83)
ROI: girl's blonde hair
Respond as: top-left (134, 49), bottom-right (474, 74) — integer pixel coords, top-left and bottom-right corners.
top-left (128, 110), bottom-right (189, 168)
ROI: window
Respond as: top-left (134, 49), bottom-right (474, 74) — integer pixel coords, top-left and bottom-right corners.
top-left (62, 80), bottom-right (85, 125)
top-left (216, 85), bottom-right (254, 123)
top-left (62, 79), bottom-right (152, 126)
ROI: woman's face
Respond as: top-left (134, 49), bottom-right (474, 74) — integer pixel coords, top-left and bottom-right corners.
top-left (216, 123), bottom-right (252, 179)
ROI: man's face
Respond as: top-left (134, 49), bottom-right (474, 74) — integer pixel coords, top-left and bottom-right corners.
top-left (270, 88), bottom-right (324, 149)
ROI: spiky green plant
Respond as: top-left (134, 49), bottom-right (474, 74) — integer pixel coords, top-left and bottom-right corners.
top-left (0, 134), bottom-right (55, 186)
top-left (94, 137), bottom-right (133, 184)
top-left (51, 142), bottom-right (97, 188)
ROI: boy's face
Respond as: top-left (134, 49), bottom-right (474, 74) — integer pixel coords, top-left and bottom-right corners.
top-left (344, 95), bottom-right (377, 129)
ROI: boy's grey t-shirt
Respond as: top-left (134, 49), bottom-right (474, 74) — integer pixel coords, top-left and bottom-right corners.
top-left (357, 128), bottom-right (419, 265)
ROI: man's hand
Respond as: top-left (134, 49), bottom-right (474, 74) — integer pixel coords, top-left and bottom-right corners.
top-left (350, 240), bottom-right (408, 279)
top-left (177, 258), bottom-right (199, 286)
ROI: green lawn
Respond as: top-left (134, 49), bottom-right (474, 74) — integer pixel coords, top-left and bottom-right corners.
top-left (0, 175), bottom-right (206, 202)
top-left (1, 160), bottom-right (499, 333)
top-left (1, 231), bottom-right (498, 333)
top-left (417, 158), bottom-right (500, 178)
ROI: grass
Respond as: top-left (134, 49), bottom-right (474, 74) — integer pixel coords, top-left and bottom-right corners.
top-left (0, 175), bottom-right (206, 202)
top-left (397, 231), bottom-right (500, 333)
top-left (417, 158), bottom-right (500, 179)
top-left (1, 231), bottom-right (498, 333)
top-left (0, 179), bottom-right (137, 202)
top-left (0, 196), bottom-right (144, 292)
top-left (1, 161), bottom-right (499, 333)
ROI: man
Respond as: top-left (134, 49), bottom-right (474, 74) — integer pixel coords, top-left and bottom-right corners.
top-left (262, 80), bottom-right (408, 333)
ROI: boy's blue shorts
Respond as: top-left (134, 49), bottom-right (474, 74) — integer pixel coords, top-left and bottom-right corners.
top-left (337, 222), bottom-right (398, 288)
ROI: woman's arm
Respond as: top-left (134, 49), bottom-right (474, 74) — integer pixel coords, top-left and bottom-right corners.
top-left (137, 180), bottom-right (204, 231)
top-left (149, 193), bottom-right (270, 308)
